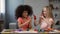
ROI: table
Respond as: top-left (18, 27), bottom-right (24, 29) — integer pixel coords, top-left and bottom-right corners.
top-left (1, 29), bottom-right (60, 34)
top-left (1, 29), bottom-right (38, 34)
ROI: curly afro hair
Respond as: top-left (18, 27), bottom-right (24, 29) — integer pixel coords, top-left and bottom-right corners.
top-left (15, 5), bottom-right (33, 19)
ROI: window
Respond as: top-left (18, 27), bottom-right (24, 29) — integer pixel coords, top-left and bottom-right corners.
top-left (0, 0), bottom-right (5, 14)
top-left (0, 0), bottom-right (5, 19)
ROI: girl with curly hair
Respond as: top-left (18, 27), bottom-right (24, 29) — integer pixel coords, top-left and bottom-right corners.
top-left (15, 5), bottom-right (33, 31)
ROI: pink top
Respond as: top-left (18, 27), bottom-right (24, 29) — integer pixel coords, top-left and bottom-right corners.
top-left (17, 17), bottom-right (30, 30)
top-left (40, 18), bottom-right (53, 30)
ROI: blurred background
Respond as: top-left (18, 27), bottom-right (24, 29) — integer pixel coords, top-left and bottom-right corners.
top-left (0, 0), bottom-right (60, 31)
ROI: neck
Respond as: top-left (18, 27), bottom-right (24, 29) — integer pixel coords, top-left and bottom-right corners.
top-left (22, 17), bottom-right (27, 19)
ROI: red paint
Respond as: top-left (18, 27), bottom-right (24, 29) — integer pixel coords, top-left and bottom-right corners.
top-left (34, 15), bottom-right (36, 20)
top-left (34, 29), bottom-right (38, 32)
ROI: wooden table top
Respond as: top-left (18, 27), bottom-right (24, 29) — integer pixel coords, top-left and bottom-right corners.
top-left (1, 29), bottom-right (60, 34)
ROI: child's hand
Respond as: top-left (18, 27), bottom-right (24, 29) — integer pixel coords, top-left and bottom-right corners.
top-left (27, 19), bottom-right (31, 23)
top-left (40, 16), bottom-right (45, 20)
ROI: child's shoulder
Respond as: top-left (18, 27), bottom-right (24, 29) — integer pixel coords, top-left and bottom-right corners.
top-left (18, 17), bottom-right (22, 19)
top-left (49, 18), bottom-right (54, 22)
top-left (17, 17), bottom-right (23, 21)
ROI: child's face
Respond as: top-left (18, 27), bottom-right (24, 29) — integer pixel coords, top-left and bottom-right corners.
top-left (22, 11), bottom-right (28, 18)
top-left (43, 8), bottom-right (47, 17)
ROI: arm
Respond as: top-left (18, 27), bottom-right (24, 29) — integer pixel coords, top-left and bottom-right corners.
top-left (34, 17), bottom-right (42, 26)
top-left (49, 18), bottom-right (54, 28)
top-left (39, 16), bottom-right (43, 25)
top-left (18, 20), bottom-right (30, 28)
top-left (34, 15), bottom-right (37, 26)
top-left (34, 20), bottom-right (37, 26)
top-left (34, 15), bottom-right (43, 26)
top-left (29, 18), bottom-right (32, 29)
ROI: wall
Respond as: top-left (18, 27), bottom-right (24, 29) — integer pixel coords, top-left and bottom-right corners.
top-left (52, 2), bottom-right (60, 23)
top-left (5, 0), bottom-right (24, 29)
top-left (0, 0), bottom-right (1, 10)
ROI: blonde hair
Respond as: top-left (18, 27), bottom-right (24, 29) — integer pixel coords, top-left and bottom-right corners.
top-left (44, 6), bottom-right (53, 19)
